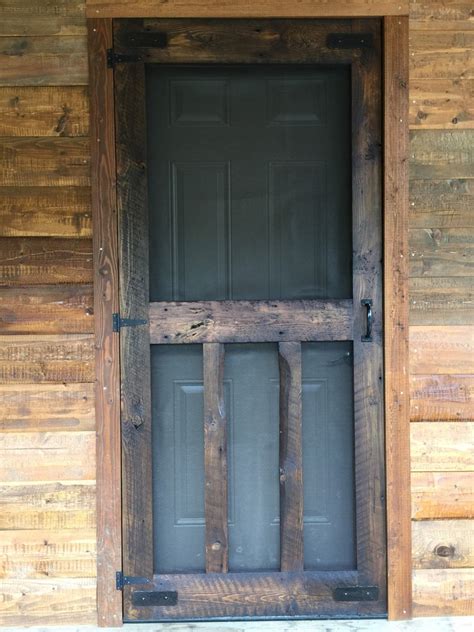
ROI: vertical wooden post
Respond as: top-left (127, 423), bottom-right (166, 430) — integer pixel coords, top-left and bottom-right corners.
top-left (384, 15), bottom-right (412, 621)
top-left (203, 343), bottom-right (229, 573)
top-left (88, 18), bottom-right (122, 627)
top-left (278, 341), bottom-right (304, 572)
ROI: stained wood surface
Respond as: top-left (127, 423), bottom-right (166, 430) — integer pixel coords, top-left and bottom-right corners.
top-left (203, 343), bottom-right (228, 574)
top-left (0, 481), bottom-right (96, 530)
top-left (87, 17), bottom-right (122, 626)
top-left (0, 285), bottom-right (94, 334)
top-left (0, 86), bottom-right (89, 137)
top-left (411, 422), bottom-right (474, 471)
top-left (410, 78), bottom-right (474, 129)
top-left (410, 179), bottom-right (474, 228)
top-left (410, 374), bottom-right (474, 421)
top-left (412, 519), bottom-right (474, 569)
top-left (278, 342), bottom-right (303, 573)
top-left (0, 382), bottom-right (95, 432)
top-left (149, 300), bottom-right (353, 344)
top-left (410, 130), bottom-right (474, 179)
top-left (411, 472), bottom-right (474, 520)
top-left (0, 187), bottom-right (92, 237)
top-left (410, 1), bottom-right (474, 30)
top-left (413, 569), bottom-right (474, 616)
top-left (0, 334), bottom-right (94, 383)
top-left (409, 228), bottom-right (474, 277)
top-left (383, 16), bottom-right (411, 620)
top-left (0, 0), bottom-right (86, 36)
top-left (410, 31), bottom-right (474, 81)
top-left (409, 278), bottom-right (474, 325)
top-left (0, 137), bottom-right (90, 186)
top-left (410, 326), bottom-right (474, 374)
top-left (87, 0), bottom-right (409, 18)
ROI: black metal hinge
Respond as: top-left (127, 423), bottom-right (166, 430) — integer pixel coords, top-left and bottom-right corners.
top-left (132, 590), bottom-right (178, 607)
top-left (112, 313), bottom-right (147, 332)
top-left (327, 33), bottom-right (374, 49)
top-left (115, 571), bottom-right (151, 591)
top-left (333, 586), bottom-right (379, 601)
top-left (107, 48), bottom-right (143, 68)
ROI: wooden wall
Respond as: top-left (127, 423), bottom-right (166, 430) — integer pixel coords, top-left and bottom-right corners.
top-left (0, 0), bottom-right (472, 625)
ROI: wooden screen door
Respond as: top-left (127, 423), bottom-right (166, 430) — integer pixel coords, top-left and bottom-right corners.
top-left (114, 18), bottom-right (385, 621)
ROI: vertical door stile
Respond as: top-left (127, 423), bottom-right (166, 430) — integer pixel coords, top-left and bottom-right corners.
top-left (278, 341), bottom-right (304, 572)
top-left (203, 342), bottom-right (229, 573)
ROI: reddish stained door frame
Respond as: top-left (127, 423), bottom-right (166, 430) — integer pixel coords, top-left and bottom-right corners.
top-left (88, 14), bottom-right (410, 627)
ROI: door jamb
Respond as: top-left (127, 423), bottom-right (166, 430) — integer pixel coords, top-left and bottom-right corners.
top-left (88, 13), bottom-right (410, 627)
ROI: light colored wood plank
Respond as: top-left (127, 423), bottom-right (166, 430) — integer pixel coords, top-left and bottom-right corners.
top-left (0, 137), bottom-right (90, 187)
top-left (0, 0), bottom-right (86, 36)
top-left (410, 374), bottom-right (474, 421)
top-left (410, 30), bottom-right (474, 80)
top-left (0, 285), bottom-right (94, 334)
top-left (410, 1), bottom-right (474, 30)
top-left (0, 86), bottom-right (89, 136)
top-left (0, 334), bottom-right (95, 384)
top-left (0, 186), bottom-right (92, 238)
top-left (413, 569), bottom-right (474, 616)
top-left (409, 228), bottom-right (474, 277)
top-left (411, 471), bottom-right (474, 520)
top-left (0, 36), bottom-right (87, 86)
top-left (0, 431), bottom-right (96, 482)
top-left (409, 278), bottom-right (474, 326)
top-left (0, 578), bottom-right (96, 625)
top-left (0, 383), bottom-right (95, 433)
top-left (410, 178), bottom-right (474, 228)
top-left (411, 422), bottom-right (474, 471)
top-left (149, 300), bottom-right (353, 344)
top-left (0, 238), bottom-right (92, 286)
top-left (0, 481), bottom-right (96, 530)
top-left (410, 326), bottom-right (474, 374)
top-left (86, 0), bottom-right (409, 18)
top-left (410, 78), bottom-right (474, 129)
top-left (410, 130), bottom-right (474, 180)
top-left (412, 520), bottom-right (474, 569)
top-left (0, 529), bottom-right (96, 579)
top-left (384, 15), bottom-right (411, 621)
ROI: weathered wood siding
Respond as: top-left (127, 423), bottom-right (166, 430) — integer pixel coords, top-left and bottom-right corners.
top-left (0, 0), bottom-right (472, 624)
top-left (0, 1), bottom-right (96, 626)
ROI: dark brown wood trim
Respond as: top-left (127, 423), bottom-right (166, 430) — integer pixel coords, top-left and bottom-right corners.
top-left (383, 15), bottom-right (412, 621)
top-left (203, 343), bottom-right (229, 574)
top-left (278, 342), bottom-right (304, 573)
top-left (149, 300), bottom-right (354, 344)
top-left (88, 18), bottom-right (122, 627)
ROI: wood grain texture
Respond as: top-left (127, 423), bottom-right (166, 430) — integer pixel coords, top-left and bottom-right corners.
top-left (410, 374), bottom-right (474, 421)
top-left (410, 130), bottom-right (474, 179)
top-left (0, 382), bottom-right (95, 433)
top-left (411, 471), bottom-right (474, 520)
top-left (0, 137), bottom-right (90, 186)
top-left (87, 17), bottom-right (122, 627)
top-left (0, 285), bottom-right (94, 334)
top-left (410, 326), bottom-right (474, 374)
top-left (0, 529), bottom-right (96, 579)
top-left (410, 1), bottom-right (474, 30)
top-left (410, 179), bottom-right (474, 228)
top-left (409, 228), bottom-right (474, 277)
top-left (412, 569), bottom-right (474, 616)
top-left (412, 520), bottom-right (474, 569)
top-left (0, 86), bottom-right (89, 136)
top-left (86, 0), bottom-right (409, 18)
top-left (0, 431), bottom-right (95, 482)
top-left (410, 30), bottom-right (474, 80)
top-left (0, 334), bottom-right (94, 384)
top-left (0, 0), bottom-right (86, 36)
top-left (0, 187), bottom-right (92, 238)
top-left (384, 16), bottom-right (411, 620)
top-left (410, 78), bottom-right (474, 129)
top-left (149, 300), bottom-right (353, 344)
top-left (411, 422), bottom-right (474, 471)
top-left (278, 342), bottom-right (303, 573)
top-left (0, 481), bottom-right (96, 530)
top-left (203, 343), bottom-right (228, 574)
top-left (0, 578), bottom-right (96, 625)
top-left (409, 278), bottom-right (474, 325)
top-left (0, 36), bottom-right (88, 86)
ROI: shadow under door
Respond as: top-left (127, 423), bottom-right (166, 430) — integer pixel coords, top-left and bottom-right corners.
top-left (114, 18), bottom-right (385, 622)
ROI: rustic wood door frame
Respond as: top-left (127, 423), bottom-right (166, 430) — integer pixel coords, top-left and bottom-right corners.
top-left (88, 12), bottom-right (409, 628)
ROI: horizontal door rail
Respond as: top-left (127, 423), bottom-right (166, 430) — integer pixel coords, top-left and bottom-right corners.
top-left (149, 299), bottom-right (353, 344)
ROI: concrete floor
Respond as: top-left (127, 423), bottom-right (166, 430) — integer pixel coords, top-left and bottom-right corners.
top-left (2, 618), bottom-right (473, 632)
